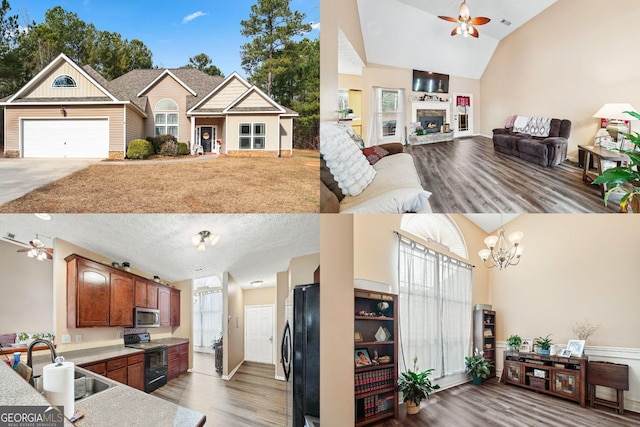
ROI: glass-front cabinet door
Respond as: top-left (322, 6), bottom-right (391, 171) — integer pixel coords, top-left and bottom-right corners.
top-left (505, 361), bottom-right (524, 384)
top-left (551, 370), bottom-right (580, 400)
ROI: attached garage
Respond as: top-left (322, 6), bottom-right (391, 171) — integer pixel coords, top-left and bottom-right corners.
top-left (22, 118), bottom-right (109, 158)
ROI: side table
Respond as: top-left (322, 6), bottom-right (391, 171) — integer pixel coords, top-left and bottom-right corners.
top-left (578, 145), bottom-right (629, 197)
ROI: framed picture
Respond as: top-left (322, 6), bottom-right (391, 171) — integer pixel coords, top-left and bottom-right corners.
top-left (354, 331), bottom-right (363, 342)
top-left (566, 340), bottom-right (586, 357)
top-left (355, 348), bottom-right (373, 367)
top-left (519, 344), bottom-right (531, 353)
top-left (521, 338), bottom-right (534, 350)
top-left (559, 349), bottom-right (572, 357)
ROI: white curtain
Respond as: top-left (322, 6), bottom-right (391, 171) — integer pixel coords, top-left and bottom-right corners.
top-left (398, 235), bottom-right (472, 379)
top-left (192, 290), bottom-right (223, 349)
top-left (366, 87), bottom-right (406, 147)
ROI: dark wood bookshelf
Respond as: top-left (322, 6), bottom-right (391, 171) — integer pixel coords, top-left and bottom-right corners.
top-left (473, 308), bottom-right (496, 380)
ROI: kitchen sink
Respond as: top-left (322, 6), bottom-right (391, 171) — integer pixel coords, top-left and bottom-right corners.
top-left (32, 367), bottom-right (115, 401)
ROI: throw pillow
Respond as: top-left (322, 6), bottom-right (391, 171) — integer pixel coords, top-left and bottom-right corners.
top-left (320, 122), bottom-right (376, 197)
top-left (505, 115), bottom-right (517, 129)
top-left (340, 122), bottom-right (365, 148)
top-left (362, 146), bottom-right (389, 165)
top-left (513, 116), bottom-right (531, 133)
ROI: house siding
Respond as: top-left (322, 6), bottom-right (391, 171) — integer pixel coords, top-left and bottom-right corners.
top-left (235, 92), bottom-right (276, 109)
top-left (143, 76), bottom-right (192, 143)
top-left (125, 105), bottom-right (145, 145)
top-left (226, 114), bottom-right (281, 156)
top-left (280, 117), bottom-right (294, 156)
top-left (23, 62), bottom-right (106, 99)
top-left (4, 104), bottom-right (124, 155)
top-left (200, 78), bottom-right (249, 109)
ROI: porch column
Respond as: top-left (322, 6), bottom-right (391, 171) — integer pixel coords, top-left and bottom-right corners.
top-left (190, 116), bottom-right (196, 154)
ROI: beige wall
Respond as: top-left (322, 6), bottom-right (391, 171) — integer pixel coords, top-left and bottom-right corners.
top-left (289, 253), bottom-right (320, 288)
top-left (200, 78), bottom-right (249, 109)
top-left (223, 273), bottom-right (244, 377)
top-left (243, 286), bottom-right (275, 307)
top-left (338, 74), bottom-right (362, 92)
top-left (0, 240), bottom-right (54, 335)
top-left (320, 214), bottom-right (354, 426)
top-left (24, 61), bottom-right (105, 99)
top-left (481, 0), bottom-right (640, 160)
top-left (279, 117), bottom-right (294, 155)
top-left (53, 239), bottom-right (174, 353)
top-left (143, 75), bottom-right (192, 143)
top-left (5, 105), bottom-right (125, 154)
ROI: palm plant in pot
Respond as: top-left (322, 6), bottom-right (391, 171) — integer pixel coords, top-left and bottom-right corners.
top-left (593, 110), bottom-right (640, 213)
top-left (506, 335), bottom-right (522, 351)
top-left (398, 356), bottom-right (440, 415)
top-left (465, 349), bottom-right (493, 385)
top-left (535, 335), bottom-right (552, 355)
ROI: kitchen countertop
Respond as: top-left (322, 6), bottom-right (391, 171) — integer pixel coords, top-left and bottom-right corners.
top-left (153, 337), bottom-right (190, 346)
top-left (1, 344), bottom-right (205, 427)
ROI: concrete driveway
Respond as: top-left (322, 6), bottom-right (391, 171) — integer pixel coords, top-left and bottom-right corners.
top-left (0, 158), bottom-right (99, 205)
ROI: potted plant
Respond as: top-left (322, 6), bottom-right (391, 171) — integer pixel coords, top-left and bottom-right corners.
top-left (506, 335), bottom-right (522, 351)
top-left (17, 332), bottom-right (30, 345)
top-left (398, 356), bottom-right (440, 415)
top-left (535, 335), bottom-right (552, 355)
top-left (593, 110), bottom-right (640, 212)
top-left (465, 349), bottom-right (493, 385)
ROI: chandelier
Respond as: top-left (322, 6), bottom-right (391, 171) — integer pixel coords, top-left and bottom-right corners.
top-left (191, 230), bottom-right (220, 251)
top-left (478, 227), bottom-right (524, 270)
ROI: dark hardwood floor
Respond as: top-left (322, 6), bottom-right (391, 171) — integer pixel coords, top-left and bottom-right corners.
top-left (152, 354), bottom-right (285, 427)
top-left (407, 137), bottom-right (619, 213)
top-left (375, 378), bottom-right (640, 427)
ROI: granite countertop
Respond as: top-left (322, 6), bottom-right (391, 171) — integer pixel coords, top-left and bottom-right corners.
top-left (1, 344), bottom-right (205, 427)
top-left (154, 337), bottom-right (190, 346)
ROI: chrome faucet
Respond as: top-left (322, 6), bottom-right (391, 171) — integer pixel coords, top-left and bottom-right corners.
top-left (26, 339), bottom-right (58, 370)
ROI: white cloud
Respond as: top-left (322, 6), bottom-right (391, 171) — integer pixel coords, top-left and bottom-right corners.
top-left (311, 21), bottom-right (320, 30)
top-left (183, 11), bottom-right (208, 24)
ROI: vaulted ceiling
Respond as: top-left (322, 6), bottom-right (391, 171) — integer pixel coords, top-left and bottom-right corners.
top-left (345, 0), bottom-right (556, 79)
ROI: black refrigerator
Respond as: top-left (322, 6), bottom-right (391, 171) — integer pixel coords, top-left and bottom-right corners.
top-left (287, 283), bottom-right (320, 427)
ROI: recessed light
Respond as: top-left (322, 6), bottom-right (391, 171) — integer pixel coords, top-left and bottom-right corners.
top-left (34, 214), bottom-right (52, 221)
top-left (250, 281), bottom-right (263, 287)
top-left (194, 268), bottom-right (205, 272)
top-left (500, 19), bottom-right (512, 26)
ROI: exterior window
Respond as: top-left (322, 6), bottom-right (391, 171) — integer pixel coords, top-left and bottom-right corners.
top-left (239, 122), bottom-right (266, 150)
top-left (381, 89), bottom-right (399, 137)
top-left (52, 75), bottom-right (77, 88)
top-left (154, 98), bottom-right (179, 137)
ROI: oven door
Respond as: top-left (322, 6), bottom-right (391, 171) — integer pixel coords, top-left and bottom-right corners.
top-left (144, 346), bottom-right (168, 393)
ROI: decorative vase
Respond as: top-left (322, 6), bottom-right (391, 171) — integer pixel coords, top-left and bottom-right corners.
top-left (406, 401), bottom-right (421, 415)
top-left (540, 349), bottom-right (550, 355)
top-left (472, 374), bottom-right (482, 385)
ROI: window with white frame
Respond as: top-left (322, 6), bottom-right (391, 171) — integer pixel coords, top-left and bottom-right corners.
top-left (366, 87), bottom-right (406, 146)
top-left (239, 123), bottom-right (266, 149)
top-left (155, 98), bottom-right (179, 137)
top-left (52, 75), bottom-right (77, 88)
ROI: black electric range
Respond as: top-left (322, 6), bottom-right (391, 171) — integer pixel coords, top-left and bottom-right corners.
top-left (124, 333), bottom-right (168, 393)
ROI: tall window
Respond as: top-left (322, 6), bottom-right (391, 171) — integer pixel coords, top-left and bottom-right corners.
top-left (155, 98), bottom-right (179, 137)
top-left (192, 275), bottom-right (223, 352)
top-left (398, 235), bottom-right (472, 380)
top-left (52, 75), bottom-right (77, 88)
top-left (239, 123), bottom-right (266, 149)
top-left (366, 87), bottom-right (406, 146)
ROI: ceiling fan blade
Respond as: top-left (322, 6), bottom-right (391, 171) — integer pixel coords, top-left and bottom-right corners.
top-left (470, 29), bottom-right (479, 38)
top-left (451, 28), bottom-right (459, 36)
top-left (470, 17), bottom-right (490, 25)
top-left (17, 248), bottom-right (31, 253)
top-left (45, 248), bottom-right (54, 255)
top-left (438, 15), bottom-right (459, 23)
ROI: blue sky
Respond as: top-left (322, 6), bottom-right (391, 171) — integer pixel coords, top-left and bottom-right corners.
top-left (8, 0), bottom-right (320, 77)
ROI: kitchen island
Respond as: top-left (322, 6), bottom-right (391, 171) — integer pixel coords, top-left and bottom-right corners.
top-left (0, 353), bottom-right (205, 427)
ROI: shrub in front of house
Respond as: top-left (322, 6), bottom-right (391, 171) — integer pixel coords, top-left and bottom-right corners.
top-left (146, 134), bottom-right (178, 154)
top-left (177, 142), bottom-right (189, 155)
top-left (159, 140), bottom-right (178, 156)
top-left (126, 139), bottom-right (154, 159)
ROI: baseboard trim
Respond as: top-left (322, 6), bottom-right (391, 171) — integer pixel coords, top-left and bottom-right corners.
top-left (222, 360), bottom-right (244, 380)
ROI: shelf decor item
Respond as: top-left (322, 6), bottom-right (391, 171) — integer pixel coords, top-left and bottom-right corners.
top-left (398, 357), bottom-right (440, 415)
top-left (566, 340), bottom-right (586, 357)
top-left (473, 308), bottom-right (495, 379)
top-left (507, 335), bottom-right (522, 350)
top-left (535, 335), bottom-right (553, 355)
top-left (465, 349), bottom-right (493, 385)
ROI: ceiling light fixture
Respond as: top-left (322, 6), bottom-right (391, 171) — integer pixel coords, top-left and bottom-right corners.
top-left (250, 281), bottom-right (263, 288)
top-left (438, 1), bottom-right (490, 39)
top-left (478, 222), bottom-right (524, 270)
top-left (191, 230), bottom-right (220, 251)
top-left (34, 213), bottom-right (52, 221)
top-left (17, 234), bottom-right (53, 261)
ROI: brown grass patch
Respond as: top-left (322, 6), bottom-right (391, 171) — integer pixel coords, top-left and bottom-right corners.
top-left (0, 150), bottom-right (320, 213)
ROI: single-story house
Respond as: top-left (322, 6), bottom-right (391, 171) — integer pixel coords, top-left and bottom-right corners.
top-left (0, 53), bottom-right (297, 159)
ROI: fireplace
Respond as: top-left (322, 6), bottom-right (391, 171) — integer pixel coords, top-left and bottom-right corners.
top-left (419, 115), bottom-right (443, 134)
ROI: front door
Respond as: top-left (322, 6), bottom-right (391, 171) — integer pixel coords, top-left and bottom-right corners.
top-left (245, 305), bottom-right (274, 364)
top-left (453, 93), bottom-right (473, 138)
top-left (200, 126), bottom-right (213, 152)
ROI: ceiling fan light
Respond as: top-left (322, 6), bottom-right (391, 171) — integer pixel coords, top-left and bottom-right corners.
top-left (455, 26), bottom-right (462, 35)
top-left (37, 251), bottom-right (46, 261)
top-left (463, 30), bottom-right (470, 38)
top-left (468, 25), bottom-right (475, 35)
top-left (459, 1), bottom-right (470, 19)
top-left (209, 234), bottom-right (220, 246)
top-left (484, 235), bottom-right (499, 249)
top-left (197, 240), bottom-right (206, 251)
top-left (478, 249), bottom-right (491, 262)
top-left (191, 235), bottom-right (201, 246)
top-left (27, 249), bottom-right (37, 258)
top-left (508, 231), bottom-right (524, 245)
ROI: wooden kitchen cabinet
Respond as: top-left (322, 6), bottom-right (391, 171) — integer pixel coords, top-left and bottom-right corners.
top-left (158, 286), bottom-right (171, 326)
top-left (170, 288), bottom-right (181, 327)
top-left (107, 367), bottom-right (127, 384)
top-left (135, 279), bottom-right (158, 309)
top-left (167, 344), bottom-right (180, 380)
top-left (66, 255), bottom-right (111, 327)
top-left (81, 362), bottom-right (106, 376)
top-left (109, 271), bottom-right (134, 327)
top-left (127, 354), bottom-right (145, 391)
top-left (146, 282), bottom-right (158, 309)
top-left (179, 343), bottom-right (188, 373)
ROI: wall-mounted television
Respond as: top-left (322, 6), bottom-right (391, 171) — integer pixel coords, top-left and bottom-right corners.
top-left (412, 69), bottom-right (449, 93)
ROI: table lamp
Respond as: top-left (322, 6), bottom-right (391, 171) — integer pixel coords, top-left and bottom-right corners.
top-left (592, 103), bottom-right (638, 143)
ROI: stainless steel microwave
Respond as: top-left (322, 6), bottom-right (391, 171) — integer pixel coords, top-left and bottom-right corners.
top-left (134, 307), bottom-right (160, 328)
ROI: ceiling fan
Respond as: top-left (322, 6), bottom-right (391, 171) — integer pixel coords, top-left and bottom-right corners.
top-left (438, 0), bottom-right (490, 38)
top-left (16, 235), bottom-right (53, 261)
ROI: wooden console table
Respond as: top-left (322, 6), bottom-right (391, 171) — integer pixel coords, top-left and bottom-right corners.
top-left (504, 351), bottom-right (587, 407)
top-left (578, 145), bottom-right (629, 197)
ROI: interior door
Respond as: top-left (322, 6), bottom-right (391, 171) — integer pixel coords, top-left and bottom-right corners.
top-left (245, 305), bottom-right (274, 364)
top-left (453, 93), bottom-right (473, 138)
top-left (200, 126), bottom-right (213, 152)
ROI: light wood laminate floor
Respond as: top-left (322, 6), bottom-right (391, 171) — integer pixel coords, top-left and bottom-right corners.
top-left (152, 354), bottom-right (285, 427)
top-left (374, 378), bottom-right (640, 427)
top-left (407, 137), bottom-right (619, 213)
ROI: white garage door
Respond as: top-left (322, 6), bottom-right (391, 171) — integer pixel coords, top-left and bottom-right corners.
top-left (23, 119), bottom-right (109, 158)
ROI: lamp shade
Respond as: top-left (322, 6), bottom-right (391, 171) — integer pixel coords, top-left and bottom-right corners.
top-left (484, 235), bottom-right (499, 249)
top-left (478, 249), bottom-right (491, 261)
top-left (508, 231), bottom-right (524, 245)
top-left (592, 103), bottom-right (638, 121)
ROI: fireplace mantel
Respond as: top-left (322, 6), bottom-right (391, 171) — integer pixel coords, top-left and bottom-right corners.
top-left (411, 100), bottom-right (451, 126)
